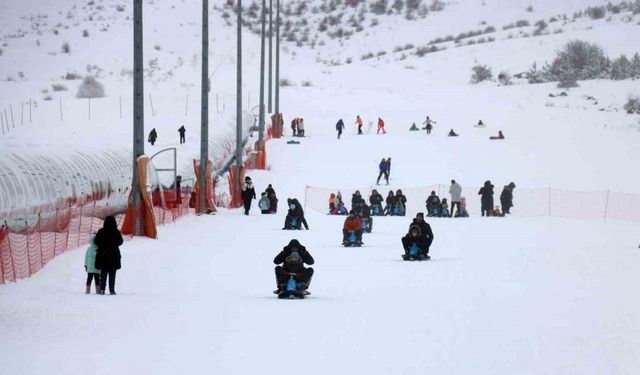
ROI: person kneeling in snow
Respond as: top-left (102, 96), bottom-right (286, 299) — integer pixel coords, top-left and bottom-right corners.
top-left (273, 239), bottom-right (314, 295)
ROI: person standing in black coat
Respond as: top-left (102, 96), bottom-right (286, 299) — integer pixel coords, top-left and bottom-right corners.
top-left (241, 176), bottom-right (256, 215)
top-left (500, 182), bottom-right (516, 215)
top-left (273, 239), bottom-right (315, 294)
top-left (148, 128), bottom-right (157, 145)
top-left (94, 216), bottom-right (123, 295)
top-left (178, 125), bottom-right (186, 144)
top-left (478, 180), bottom-right (495, 217)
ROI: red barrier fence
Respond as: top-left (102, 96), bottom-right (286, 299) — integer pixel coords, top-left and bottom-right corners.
top-left (304, 185), bottom-right (640, 222)
top-left (0, 191), bottom-right (193, 284)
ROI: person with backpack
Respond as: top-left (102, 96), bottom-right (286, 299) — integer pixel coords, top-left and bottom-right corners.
top-left (178, 125), bottom-right (186, 144)
top-left (336, 119), bottom-right (345, 139)
top-left (449, 180), bottom-right (462, 217)
top-left (376, 158), bottom-right (389, 186)
top-left (273, 239), bottom-right (314, 297)
top-left (478, 180), bottom-right (495, 217)
top-left (94, 216), bottom-right (123, 295)
top-left (241, 176), bottom-right (256, 215)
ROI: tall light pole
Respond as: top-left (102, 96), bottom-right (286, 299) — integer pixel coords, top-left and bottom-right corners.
top-left (235, 0), bottom-right (243, 198)
top-left (268, 0), bottom-right (273, 113)
top-left (132, 0), bottom-right (144, 235)
top-left (199, 0), bottom-right (209, 214)
top-left (274, 0), bottom-right (280, 136)
top-left (258, 0), bottom-right (266, 150)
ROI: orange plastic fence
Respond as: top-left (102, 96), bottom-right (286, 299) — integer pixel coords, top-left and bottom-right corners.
top-left (0, 192), bottom-right (193, 284)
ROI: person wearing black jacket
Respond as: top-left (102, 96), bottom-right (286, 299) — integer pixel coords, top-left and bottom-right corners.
top-left (478, 180), bottom-right (494, 217)
top-left (283, 198), bottom-right (309, 230)
top-left (401, 213), bottom-right (434, 260)
top-left (394, 189), bottom-right (407, 216)
top-left (369, 189), bottom-right (384, 216)
top-left (500, 182), bottom-right (516, 215)
top-left (241, 176), bottom-right (256, 215)
top-left (384, 190), bottom-right (396, 215)
top-left (273, 239), bottom-right (315, 294)
top-left (178, 125), bottom-right (186, 144)
top-left (351, 190), bottom-right (366, 211)
top-left (94, 216), bottom-right (123, 295)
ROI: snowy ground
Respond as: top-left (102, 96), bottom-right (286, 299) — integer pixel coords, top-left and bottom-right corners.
top-left (2, 0), bottom-right (640, 374)
top-left (1, 211), bottom-right (639, 374)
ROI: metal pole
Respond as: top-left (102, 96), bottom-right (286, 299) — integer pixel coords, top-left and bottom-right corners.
top-left (603, 190), bottom-right (610, 222)
top-left (20, 101), bottom-right (23, 125)
top-left (29, 98), bottom-right (32, 123)
top-left (9, 105), bottom-right (14, 127)
top-left (88, 97), bottom-right (91, 120)
top-left (59, 98), bottom-right (63, 122)
top-left (185, 94), bottom-right (189, 117)
top-left (119, 95), bottom-right (122, 119)
top-left (268, 0), bottom-right (273, 113)
top-left (258, 0), bottom-right (266, 151)
top-left (274, 0), bottom-right (280, 136)
top-left (133, 0), bottom-right (145, 236)
top-left (235, 0), bottom-right (243, 198)
top-left (199, 0), bottom-right (209, 214)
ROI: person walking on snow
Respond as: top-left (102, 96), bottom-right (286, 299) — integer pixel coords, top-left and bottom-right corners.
top-left (478, 180), bottom-right (495, 217)
top-left (241, 176), bottom-right (256, 215)
top-left (500, 182), bottom-right (516, 215)
top-left (423, 116), bottom-right (436, 134)
top-left (449, 180), bottom-right (462, 217)
top-left (377, 117), bottom-right (386, 134)
top-left (148, 128), bottom-right (157, 145)
top-left (336, 119), bottom-right (345, 139)
top-left (376, 158), bottom-right (389, 186)
top-left (356, 115), bottom-right (363, 135)
top-left (178, 125), bottom-right (186, 144)
top-left (94, 216), bottom-right (123, 295)
top-left (84, 234), bottom-right (101, 294)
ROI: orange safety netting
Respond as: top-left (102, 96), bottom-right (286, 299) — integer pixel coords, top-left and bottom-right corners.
top-left (122, 156), bottom-right (157, 239)
top-left (193, 159), bottom-right (217, 213)
top-left (0, 191), bottom-right (193, 284)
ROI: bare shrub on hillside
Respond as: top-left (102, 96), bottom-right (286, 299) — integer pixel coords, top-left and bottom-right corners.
top-left (370, 0), bottom-right (388, 15)
top-left (586, 6), bottom-right (606, 20)
top-left (361, 52), bottom-right (374, 60)
top-left (610, 55), bottom-right (633, 80)
top-left (497, 71), bottom-right (512, 86)
top-left (62, 42), bottom-right (70, 53)
top-left (64, 72), bottom-right (81, 80)
top-left (279, 78), bottom-right (295, 87)
top-left (76, 76), bottom-right (105, 98)
top-left (548, 40), bottom-right (610, 82)
top-left (415, 45), bottom-right (438, 57)
top-left (429, 0), bottom-right (445, 11)
top-left (470, 65), bottom-right (493, 84)
top-left (52, 84), bottom-right (67, 92)
top-left (624, 96), bottom-right (640, 114)
top-left (533, 20), bottom-right (547, 35)
top-left (82, 30), bottom-right (89, 37)
top-left (392, 0), bottom-right (404, 13)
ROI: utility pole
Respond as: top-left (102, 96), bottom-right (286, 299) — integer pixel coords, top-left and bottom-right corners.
top-left (274, 0), bottom-right (280, 136)
top-left (258, 0), bottom-right (266, 151)
top-left (199, 0), bottom-right (209, 214)
top-left (268, 0), bottom-right (273, 113)
top-left (235, 0), bottom-right (243, 198)
top-left (132, 0), bottom-right (145, 235)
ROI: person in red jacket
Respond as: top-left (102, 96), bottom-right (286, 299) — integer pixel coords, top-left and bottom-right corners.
top-left (342, 210), bottom-right (363, 245)
top-left (356, 115), bottom-right (363, 135)
top-left (377, 117), bottom-right (386, 134)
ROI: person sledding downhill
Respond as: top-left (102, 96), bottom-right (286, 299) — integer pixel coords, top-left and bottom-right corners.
top-left (355, 203), bottom-right (373, 233)
top-left (283, 198), bottom-right (309, 230)
top-left (342, 210), bottom-right (363, 247)
top-left (273, 239), bottom-right (315, 299)
top-left (369, 189), bottom-right (384, 216)
top-left (401, 213), bottom-right (434, 261)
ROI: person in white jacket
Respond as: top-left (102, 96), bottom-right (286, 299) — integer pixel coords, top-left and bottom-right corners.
top-left (449, 179), bottom-right (462, 217)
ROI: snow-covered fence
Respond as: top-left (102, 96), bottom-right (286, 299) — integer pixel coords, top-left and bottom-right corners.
top-left (0, 191), bottom-right (194, 284)
top-left (304, 185), bottom-right (640, 222)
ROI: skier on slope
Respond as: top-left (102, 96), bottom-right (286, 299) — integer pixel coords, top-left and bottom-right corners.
top-left (376, 158), bottom-right (389, 186)
top-left (273, 239), bottom-right (314, 297)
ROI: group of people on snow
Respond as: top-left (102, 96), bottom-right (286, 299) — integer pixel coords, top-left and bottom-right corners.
top-left (84, 216), bottom-right (123, 295)
top-left (335, 116), bottom-right (387, 138)
top-left (478, 180), bottom-right (516, 217)
top-left (241, 177), bottom-right (280, 216)
top-left (290, 117), bottom-right (305, 137)
top-left (147, 126), bottom-right (187, 146)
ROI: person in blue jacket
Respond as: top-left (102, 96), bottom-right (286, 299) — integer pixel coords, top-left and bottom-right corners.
top-left (376, 158), bottom-right (389, 185)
